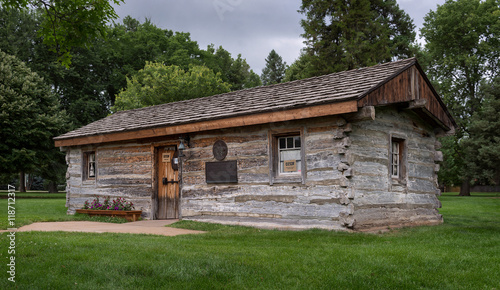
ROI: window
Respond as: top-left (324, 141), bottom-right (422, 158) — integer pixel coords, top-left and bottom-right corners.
top-left (83, 151), bottom-right (96, 180)
top-left (278, 136), bottom-right (301, 174)
top-left (269, 130), bottom-right (304, 184)
top-left (390, 138), bottom-right (405, 180)
top-left (391, 141), bottom-right (400, 178)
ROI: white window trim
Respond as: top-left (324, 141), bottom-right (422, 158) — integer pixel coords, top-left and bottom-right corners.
top-left (269, 129), bottom-right (305, 185)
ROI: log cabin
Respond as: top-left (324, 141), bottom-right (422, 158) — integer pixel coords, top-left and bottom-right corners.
top-left (54, 58), bottom-right (456, 231)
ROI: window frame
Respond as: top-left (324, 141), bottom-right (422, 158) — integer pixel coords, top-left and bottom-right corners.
top-left (269, 129), bottom-right (305, 185)
top-left (389, 136), bottom-right (406, 183)
top-left (83, 151), bottom-right (97, 181)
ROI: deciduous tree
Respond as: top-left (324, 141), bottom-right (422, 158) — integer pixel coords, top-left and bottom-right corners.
top-left (112, 63), bottom-right (231, 111)
top-left (421, 0), bottom-right (500, 195)
top-left (0, 50), bottom-right (69, 191)
top-left (462, 78), bottom-right (500, 186)
top-left (0, 0), bottom-right (123, 66)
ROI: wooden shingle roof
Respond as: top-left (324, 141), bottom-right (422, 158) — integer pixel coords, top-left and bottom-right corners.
top-left (54, 58), bottom-right (454, 147)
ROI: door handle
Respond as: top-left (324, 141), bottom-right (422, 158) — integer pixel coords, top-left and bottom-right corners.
top-left (162, 178), bottom-right (179, 185)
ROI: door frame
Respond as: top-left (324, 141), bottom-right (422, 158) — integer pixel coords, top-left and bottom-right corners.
top-left (152, 141), bottom-right (180, 220)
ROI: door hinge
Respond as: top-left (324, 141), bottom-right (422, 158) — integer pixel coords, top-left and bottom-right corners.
top-left (162, 178), bottom-right (179, 185)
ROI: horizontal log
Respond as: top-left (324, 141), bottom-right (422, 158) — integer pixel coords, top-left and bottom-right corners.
top-left (235, 195), bottom-right (296, 203)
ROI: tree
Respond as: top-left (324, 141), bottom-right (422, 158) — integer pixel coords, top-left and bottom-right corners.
top-left (283, 51), bottom-right (315, 82)
top-left (0, 7), bottom-right (113, 128)
top-left (299, 0), bottom-right (416, 77)
top-left (462, 78), bottom-right (500, 186)
top-left (0, 50), bottom-right (69, 191)
top-left (261, 49), bottom-right (287, 85)
top-left (0, 0), bottom-right (123, 66)
top-left (421, 0), bottom-right (500, 195)
top-left (202, 45), bottom-right (262, 90)
top-left (112, 63), bottom-right (231, 111)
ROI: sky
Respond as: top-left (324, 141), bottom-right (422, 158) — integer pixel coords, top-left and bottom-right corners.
top-left (113, 0), bottom-right (446, 74)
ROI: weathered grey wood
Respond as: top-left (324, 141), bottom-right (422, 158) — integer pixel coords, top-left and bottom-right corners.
top-left (345, 106), bottom-right (375, 122)
top-left (63, 105), bottom-right (444, 231)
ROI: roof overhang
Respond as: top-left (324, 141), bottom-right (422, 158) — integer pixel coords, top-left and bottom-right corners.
top-left (55, 100), bottom-right (359, 147)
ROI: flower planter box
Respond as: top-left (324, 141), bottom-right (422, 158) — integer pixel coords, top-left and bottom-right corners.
top-left (76, 209), bottom-right (142, 222)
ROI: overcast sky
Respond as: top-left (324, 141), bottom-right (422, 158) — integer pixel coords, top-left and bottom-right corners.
top-left (113, 0), bottom-right (446, 74)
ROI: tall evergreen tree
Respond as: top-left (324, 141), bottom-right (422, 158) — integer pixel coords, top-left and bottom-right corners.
top-left (299, 0), bottom-right (416, 77)
top-left (261, 49), bottom-right (287, 85)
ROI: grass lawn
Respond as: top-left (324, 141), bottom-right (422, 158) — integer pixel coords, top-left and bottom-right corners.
top-left (0, 190), bottom-right (66, 199)
top-left (0, 192), bottom-right (499, 289)
top-left (0, 191), bottom-right (128, 229)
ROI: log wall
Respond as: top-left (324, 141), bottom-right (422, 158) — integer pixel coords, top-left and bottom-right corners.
top-left (65, 142), bottom-right (154, 218)
top-left (180, 115), bottom-right (353, 230)
top-left (347, 106), bottom-right (443, 229)
top-left (63, 105), bottom-right (443, 230)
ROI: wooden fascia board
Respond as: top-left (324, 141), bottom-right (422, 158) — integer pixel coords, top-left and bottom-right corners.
top-left (412, 61), bottom-right (457, 129)
top-left (54, 100), bottom-right (359, 147)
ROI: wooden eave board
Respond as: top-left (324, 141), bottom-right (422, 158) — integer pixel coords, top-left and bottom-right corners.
top-left (55, 100), bottom-right (359, 147)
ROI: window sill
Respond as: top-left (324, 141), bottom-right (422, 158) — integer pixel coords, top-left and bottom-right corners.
top-left (391, 178), bottom-right (406, 186)
top-left (272, 175), bottom-right (303, 184)
top-left (82, 178), bottom-right (96, 185)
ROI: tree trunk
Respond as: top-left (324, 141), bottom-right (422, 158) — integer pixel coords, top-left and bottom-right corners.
top-left (47, 181), bottom-right (58, 193)
top-left (459, 178), bottom-right (471, 196)
top-left (26, 173), bottom-right (33, 191)
top-left (19, 171), bottom-right (26, 193)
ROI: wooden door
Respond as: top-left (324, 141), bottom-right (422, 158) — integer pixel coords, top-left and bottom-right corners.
top-left (157, 146), bottom-right (179, 219)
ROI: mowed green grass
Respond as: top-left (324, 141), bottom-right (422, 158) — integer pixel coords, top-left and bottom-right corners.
top-left (0, 192), bottom-right (498, 289)
top-left (0, 191), bottom-right (128, 229)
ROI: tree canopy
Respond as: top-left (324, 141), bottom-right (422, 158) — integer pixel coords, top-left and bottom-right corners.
top-left (421, 0), bottom-right (500, 194)
top-left (112, 63), bottom-right (231, 111)
top-left (0, 0), bottom-right (123, 66)
top-left (298, 0), bottom-right (416, 77)
top-left (0, 50), bottom-right (69, 190)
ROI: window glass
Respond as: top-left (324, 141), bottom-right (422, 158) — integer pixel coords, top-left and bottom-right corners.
top-left (279, 138), bottom-right (286, 149)
top-left (88, 153), bottom-right (96, 178)
top-left (84, 151), bottom-right (96, 180)
top-left (391, 140), bottom-right (402, 178)
top-left (278, 136), bottom-right (301, 174)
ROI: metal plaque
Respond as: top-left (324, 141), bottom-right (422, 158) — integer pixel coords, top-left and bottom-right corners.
top-left (205, 160), bottom-right (237, 183)
top-left (213, 140), bottom-right (228, 161)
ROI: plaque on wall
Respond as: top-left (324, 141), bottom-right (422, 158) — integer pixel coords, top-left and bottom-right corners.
top-left (206, 160), bottom-right (237, 183)
top-left (213, 140), bottom-right (228, 161)
top-left (162, 153), bottom-right (171, 163)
